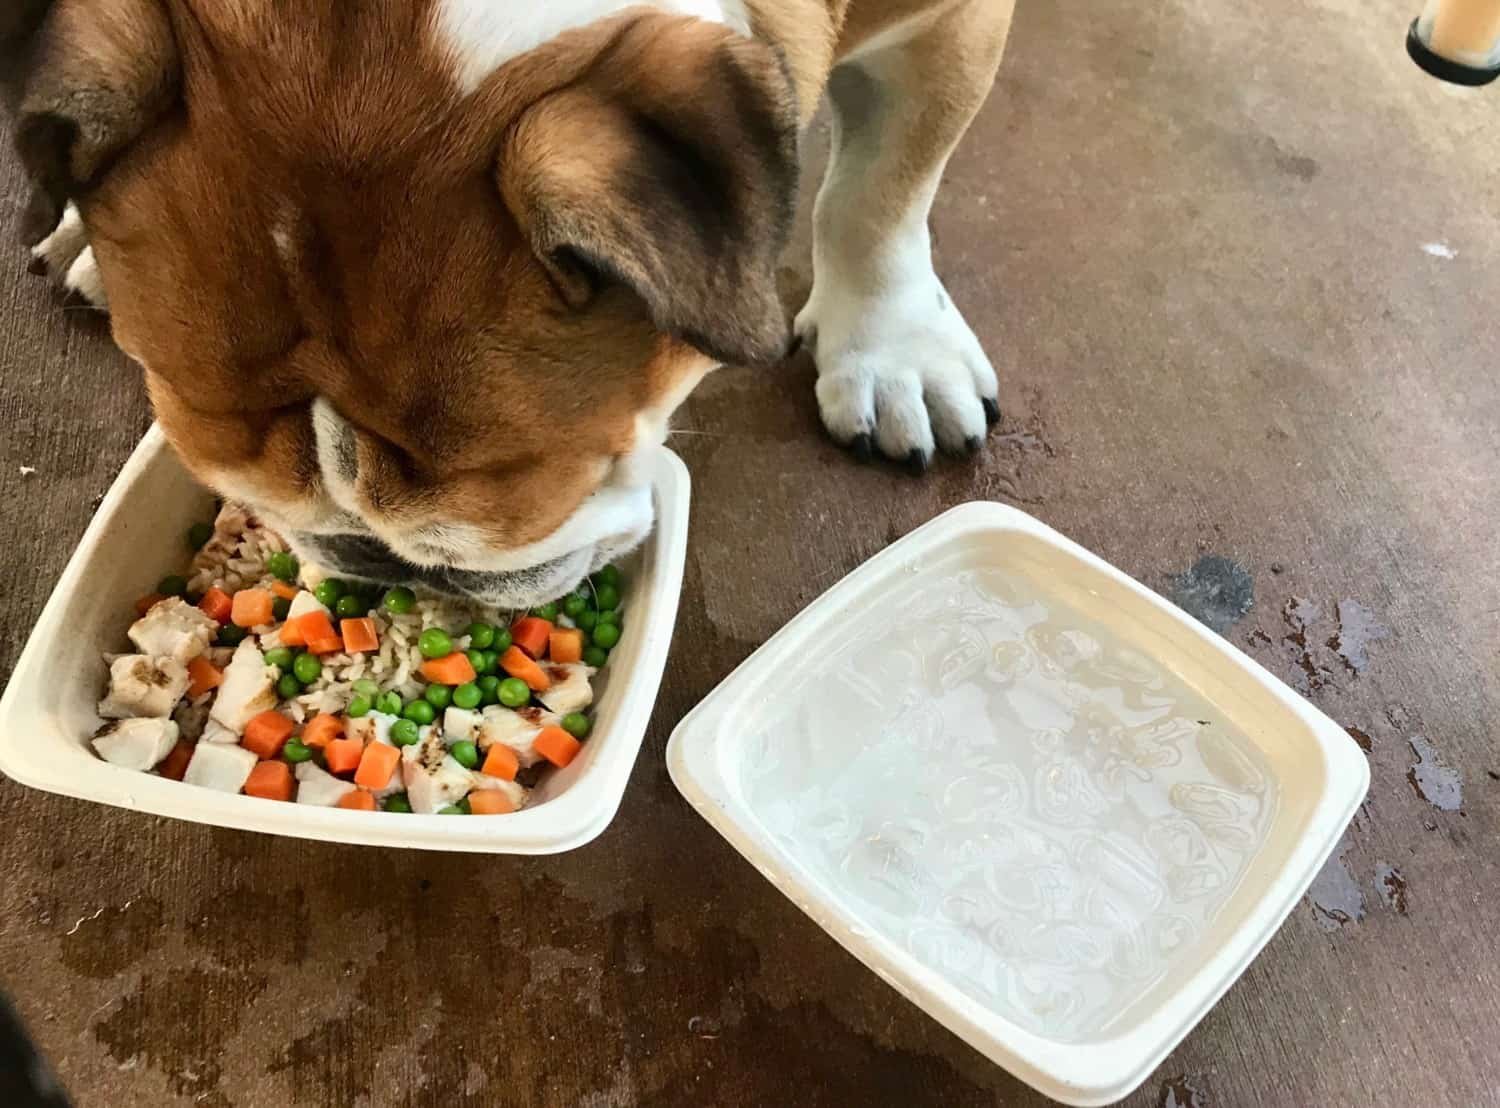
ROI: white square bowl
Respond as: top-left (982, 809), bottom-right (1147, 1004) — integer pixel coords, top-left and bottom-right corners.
top-left (0, 424), bottom-right (690, 854)
top-left (667, 502), bottom-right (1368, 1106)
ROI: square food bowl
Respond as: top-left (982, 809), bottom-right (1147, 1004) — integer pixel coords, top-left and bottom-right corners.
top-left (668, 502), bottom-right (1367, 1106)
top-left (0, 424), bottom-right (690, 854)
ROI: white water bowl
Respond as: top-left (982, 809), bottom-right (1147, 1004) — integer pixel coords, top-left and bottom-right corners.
top-left (0, 425), bottom-right (690, 854)
top-left (668, 502), bottom-right (1367, 1106)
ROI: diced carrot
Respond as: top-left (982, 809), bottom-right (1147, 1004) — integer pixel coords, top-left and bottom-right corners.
top-left (499, 646), bottom-right (551, 691)
top-left (157, 739), bottom-right (195, 781)
top-left (533, 726), bottom-right (581, 768)
top-left (231, 588), bottom-right (275, 628)
top-left (548, 628), bottom-right (584, 665)
top-left (468, 789), bottom-right (517, 815)
top-left (480, 743), bottom-right (519, 782)
top-left (419, 652), bottom-right (476, 686)
top-left (270, 580), bottom-right (299, 601)
top-left (324, 737), bottom-right (365, 776)
top-left (340, 617), bottom-right (379, 653)
top-left (354, 742), bottom-right (401, 790)
top-left (511, 616), bottom-right (554, 659)
top-left (301, 713), bottom-right (345, 750)
top-left (307, 634), bottom-right (344, 656)
top-left (134, 593), bottom-right (167, 617)
top-left (242, 710), bottom-right (295, 759)
top-left (244, 760), bottom-right (295, 801)
top-left (293, 609), bottom-right (337, 641)
top-left (336, 789), bottom-right (378, 811)
top-left (186, 655), bottom-right (224, 698)
top-left (279, 618), bottom-right (307, 647)
top-left (198, 587), bottom-right (233, 624)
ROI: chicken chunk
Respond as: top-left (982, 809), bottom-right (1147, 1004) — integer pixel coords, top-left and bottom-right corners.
top-left (443, 706), bottom-right (482, 744)
top-left (92, 717), bottom-right (179, 771)
top-left (401, 730), bottom-right (475, 813)
top-left (474, 705), bottom-right (557, 768)
top-left (201, 718), bottom-right (239, 744)
top-left (210, 639), bottom-right (278, 733)
top-left (98, 655), bottom-right (190, 719)
top-left (286, 590), bottom-right (329, 621)
top-left (182, 741), bottom-right (258, 793)
top-left (294, 761), bottom-right (357, 806)
top-left (536, 663), bottom-right (595, 717)
top-left (345, 711), bottom-right (399, 747)
top-left (127, 597), bottom-right (217, 663)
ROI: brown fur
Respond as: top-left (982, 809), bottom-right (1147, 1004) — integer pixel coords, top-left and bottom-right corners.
top-left (4, 0), bottom-right (1013, 563)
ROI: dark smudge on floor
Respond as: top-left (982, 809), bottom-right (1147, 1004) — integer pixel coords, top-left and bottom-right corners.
top-left (1167, 554), bottom-right (1254, 633)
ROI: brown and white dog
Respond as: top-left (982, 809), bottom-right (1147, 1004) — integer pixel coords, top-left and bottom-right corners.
top-left (1, 0), bottom-right (1015, 606)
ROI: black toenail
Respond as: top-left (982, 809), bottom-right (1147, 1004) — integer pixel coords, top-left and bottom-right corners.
top-left (905, 449), bottom-right (929, 476)
top-left (850, 433), bottom-right (874, 462)
top-left (785, 332), bottom-right (803, 358)
top-left (965, 436), bottom-right (983, 456)
top-left (982, 398), bottom-right (1002, 426)
top-left (26, 255), bottom-right (48, 276)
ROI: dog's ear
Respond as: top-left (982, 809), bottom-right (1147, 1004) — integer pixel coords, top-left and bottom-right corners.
top-left (497, 15), bottom-right (799, 368)
top-left (2, 0), bottom-right (178, 245)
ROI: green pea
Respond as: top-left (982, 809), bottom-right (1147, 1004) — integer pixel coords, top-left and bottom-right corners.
top-left (466, 649), bottom-right (489, 676)
top-left (282, 739), bottom-right (313, 764)
top-left (313, 579), bottom-right (345, 608)
top-left (591, 622), bottom-right (621, 650)
top-left (492, 628), bottom-right (512, 654)
top-left (575, 610), bottom-right (598, 633)
top-left (466, 622), bottom-right (495, 650)
top-left (452, 682), bottom-right (482, 710)
top-left (277, 673), bottom-right (303, 699)
top-left (593, 583), bottom-right (620, 611)
top-left (560, 712), bottom-right (591, 739)
top-left (261, 647), bottom-right (292, 670)
top-left (534, 601), bottom-right (559, 622)
top-left (376, 691), bottom-right (404, 716)
top-left (450, 740), bottom-right (479, 769)
top-left (476, 675), bottom-right (501, 706)
top-left (157, 574), bottom-right (188, 598)
top-left (390, 719), bottom-right (420, 746)
top-left (582, 645), bottom-right (608, 668)
top-left (498, 677), bottom-right (531, 709)
top-left (187, 522), bottom-right (214, 550)
top-left (563, 594), bottom-right (588, 619)
top-left (267, 551), bottom-right (298, 582)
top-left (292, 652), bottom-right (322, 684)
top-left (217, 623), bottom-right (247, 647)
top-left (402, 699), bottom-right (436, 725)
top-left (594, 565), bottom-right (621, 589)
top-left (418, 628), bottom-right (453, 659)
top-left (346, 694), bottom-right (373, 718)
top-left (353, 678), bottom-right (380, 697)
top-left (271, 595), bottom-right (292, 621)
top-left (383, 793), bottom-right (412, 813)
top-left (335, 594), bottom-right (365, 618)
top-left (382, 586), bottom-right (416, 615)
top-left (597, 608), bottom-right (620, 626)
top-left (424, 684), bottom-right (453, 710)
top-left (438, 803), bottom-right (465, 815)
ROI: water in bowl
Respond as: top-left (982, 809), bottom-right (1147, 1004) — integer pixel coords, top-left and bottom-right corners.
top-left (739, 563), bottom-right (1279, 1042)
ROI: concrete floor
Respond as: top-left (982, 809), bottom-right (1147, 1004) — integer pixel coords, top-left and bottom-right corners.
top-left (2, 0), bottom-right (1499, 1105)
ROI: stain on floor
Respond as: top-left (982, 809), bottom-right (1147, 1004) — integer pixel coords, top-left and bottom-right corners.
top-left (1375, 863), bottom-right (1408, 916)
top-left (1407, 736), bottom-right (1463, 812)
top-left (1308, 850), bottom-right (1366, 932)
top-left (1159, 1074), bottom-right (1208, 1108)
top-left (1328, 599), bottom-right (1388, 674)
top-left (1167, 554), bottom-right (1254, 633)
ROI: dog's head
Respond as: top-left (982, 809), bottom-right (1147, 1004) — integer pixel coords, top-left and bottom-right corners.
top-left (4, 2), bottom-right (799, 605)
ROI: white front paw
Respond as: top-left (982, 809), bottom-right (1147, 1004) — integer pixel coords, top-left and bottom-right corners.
top-left (28, 202), bottom-right (108, 308)
top-left (797, 278), bottom-right (999, 471)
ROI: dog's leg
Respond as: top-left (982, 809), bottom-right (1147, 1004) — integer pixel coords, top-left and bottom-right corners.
top-left (796, 0), bottom-right (1014, 469)
top-left (28, 201), bottom-right (108, 307)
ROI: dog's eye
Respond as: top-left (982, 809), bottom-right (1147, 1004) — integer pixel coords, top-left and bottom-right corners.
top-left (545, 246), bottom-right (609, 309)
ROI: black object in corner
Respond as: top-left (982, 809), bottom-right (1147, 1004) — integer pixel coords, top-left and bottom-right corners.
top-left (1407, 18), bottom-right (1500, 85)
top-left (0, 991), bottom-right (71, 1108)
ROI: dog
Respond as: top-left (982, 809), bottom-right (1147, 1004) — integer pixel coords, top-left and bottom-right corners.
top-left (2, 0), bottom-right (1015, 607)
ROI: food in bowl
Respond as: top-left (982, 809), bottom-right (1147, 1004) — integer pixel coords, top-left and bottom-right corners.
top-left (89, 502), bottom-right (625, 814)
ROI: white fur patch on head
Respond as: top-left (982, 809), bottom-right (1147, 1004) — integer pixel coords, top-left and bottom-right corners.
top-left (431, 0), bottom-right (751, 93)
